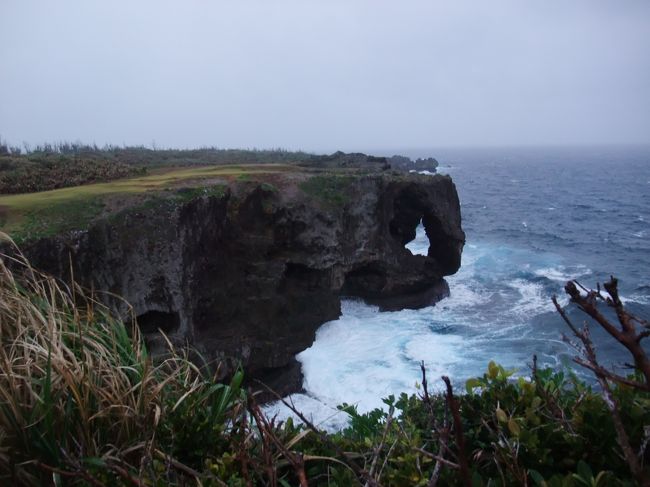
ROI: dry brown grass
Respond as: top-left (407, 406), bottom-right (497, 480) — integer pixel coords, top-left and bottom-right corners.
top-left (0, 233), bottom-right (244, 485)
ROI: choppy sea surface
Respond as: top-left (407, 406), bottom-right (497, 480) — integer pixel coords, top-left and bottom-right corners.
top-left (267, 146), bottom-right (650, 430)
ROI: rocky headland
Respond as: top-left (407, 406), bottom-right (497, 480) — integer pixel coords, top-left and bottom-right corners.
top-left (388, 155), bottom-right (439, 173)
top-left (2, 154), bottom-right (464, 395)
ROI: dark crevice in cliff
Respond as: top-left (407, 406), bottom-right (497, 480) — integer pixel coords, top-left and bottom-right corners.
top-left (248, 357), bottom-right (304, 402)
top-left (341, 264), bottom-right (388, 297)
top-left (136, 310), bottom-right (180, 335)
top-left (280, 262), bottom-right (329, 292)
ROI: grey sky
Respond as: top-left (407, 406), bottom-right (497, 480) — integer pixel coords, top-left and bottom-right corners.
top-left (1, 0), bottom-right (649, 152)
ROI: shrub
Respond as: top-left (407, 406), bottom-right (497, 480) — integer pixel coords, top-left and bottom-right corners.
top-left (0, 145), bottom-right (311, 195)
top-left (0, 235), bottom-right (648, 485)
top-left (298, 174), bottom-right (355, 208)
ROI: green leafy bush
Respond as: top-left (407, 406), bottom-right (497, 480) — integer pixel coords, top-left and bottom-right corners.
top-left (299, 174), bottom-right (355, 208)
top-left (1, 238), bottom-right (648, 485)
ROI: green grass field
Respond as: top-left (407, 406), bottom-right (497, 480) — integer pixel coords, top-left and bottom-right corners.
top-left (0, 164), bottom-right (294, 241)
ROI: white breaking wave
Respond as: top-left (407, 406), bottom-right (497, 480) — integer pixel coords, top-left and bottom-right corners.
top-left (266, 226), bottom-right (584, 429)
top-left (620, 293), bottom-right (650, 305)
top-left (533, 265), bottom-right (591, 283)
top-left (264, 393), bottom-right (351, 432)
top-left (265, 300), bottom-right (470, 430)
top-left (435, 282), bottom-right (489, 310)
top-left (298, 302), bottom-right (467, 407)
top-left (507, 279), bottom-right (554, 316)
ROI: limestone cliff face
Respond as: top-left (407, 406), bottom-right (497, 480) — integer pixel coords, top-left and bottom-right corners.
top-left (20, 172), bottom-right (464, 393)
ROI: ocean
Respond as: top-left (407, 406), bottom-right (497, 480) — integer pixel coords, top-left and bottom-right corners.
top-left (267, 146), bottom-right (650, 430)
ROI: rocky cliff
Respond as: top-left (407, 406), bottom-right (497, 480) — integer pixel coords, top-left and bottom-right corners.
top-left (17, 171), bottom-right (464, 394)
top-left (388, 155), bottom-right (439, 173)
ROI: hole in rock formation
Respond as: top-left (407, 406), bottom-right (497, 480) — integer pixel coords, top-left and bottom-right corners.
top-left (422, 212), bottom-right (460, 273)
top-left (404, 218), bottom-right (427, 256)
top-left (387, 186), bottom-right (459, 273)
top-left (389, 187), bottom-right (431, 257)
top-left (136, 310), bottom-right (180, 335)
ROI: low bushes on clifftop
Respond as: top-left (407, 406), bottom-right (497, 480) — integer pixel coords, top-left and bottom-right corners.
top-left (0, 145), bottom-right (310, 195)
top-left (0, 235), bottom-right (648, 485)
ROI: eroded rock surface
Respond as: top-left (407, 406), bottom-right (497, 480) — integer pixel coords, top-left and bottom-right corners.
top-left (18, 172), bottom-right (464, 393)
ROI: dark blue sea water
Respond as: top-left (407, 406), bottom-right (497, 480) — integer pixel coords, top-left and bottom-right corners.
top-left (269, 146), bottom-right (650, 429)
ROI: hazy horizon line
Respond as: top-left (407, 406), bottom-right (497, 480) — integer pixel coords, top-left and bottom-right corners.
top-left (3, 136), bottom-right (650, 156)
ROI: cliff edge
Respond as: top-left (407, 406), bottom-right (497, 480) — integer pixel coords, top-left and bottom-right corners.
top-left (8, 168), bottom-right (464, 394)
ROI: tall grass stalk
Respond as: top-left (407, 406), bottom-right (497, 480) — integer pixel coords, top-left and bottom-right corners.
top-left (0, 233), bottom-right (244, 485)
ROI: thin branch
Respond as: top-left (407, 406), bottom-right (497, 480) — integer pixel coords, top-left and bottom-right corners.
top-left (414, 447), bottom-right (459, 469)
top-left (564, 279), bottom-right (650, 386)
top-left (556, 279), bottom-right (650, 486)
top-left (420, 361), bottom-right (431, 405)
top-left (572, 357), bottom-right (650, 391)
top-left (365, 405), bottom-right (394, 486)
top-left (255, 380), bottom-right (376, 486)
top-left (442, 376), bottom-right (471, 487)
top-left (249, 398), bottom-right (308, 487)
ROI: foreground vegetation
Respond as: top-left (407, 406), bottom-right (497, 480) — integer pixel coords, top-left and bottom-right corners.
top-left (0, 237), bottom-right (649, 485)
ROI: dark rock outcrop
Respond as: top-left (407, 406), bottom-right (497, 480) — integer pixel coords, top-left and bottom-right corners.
top-left (16, 172), bottom-right (464, 391)
top-left (300, 151), bottom-right (439, 174)
top-left (301, 151), bottom-right (391, 170)
top-left (388, 155), bottom-right (439, 173)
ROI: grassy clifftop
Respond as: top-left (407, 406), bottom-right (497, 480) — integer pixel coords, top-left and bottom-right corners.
top-left (0, 145), bottom-right (310, 194)
top-left (0, 164), bottom-right (295, 243)
top-left (0, 146), bottom-right (402, 243)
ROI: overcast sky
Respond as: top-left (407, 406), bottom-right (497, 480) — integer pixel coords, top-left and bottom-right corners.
top-left (1, 1), bottom-right (649, 152)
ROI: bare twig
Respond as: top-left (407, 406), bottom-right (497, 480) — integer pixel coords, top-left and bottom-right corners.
top-left (554, 281), bottom-right (650, 486)
top-left (365, 405), bottom-right (394, 486)
top-left (427, 421), bottom-right (451, 487)
top-left (420, 361), bottom-right (431, 406)
top-left (249, 397), bottom-right (307, 486)
top-left (255, 380), bottom-right (378, 486)
top-left (418, 362), bottom-right (454, 486)
top-left (442, 376), bottom-right (471, 487)
top-left (564, 279), bottom-right (650, 388)
top-left (415, 448), bottom-right (460, 469)
top-left (377, 438), bottom-right (398, 481)
top-left (153, 450), bottom-right (203, 483)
